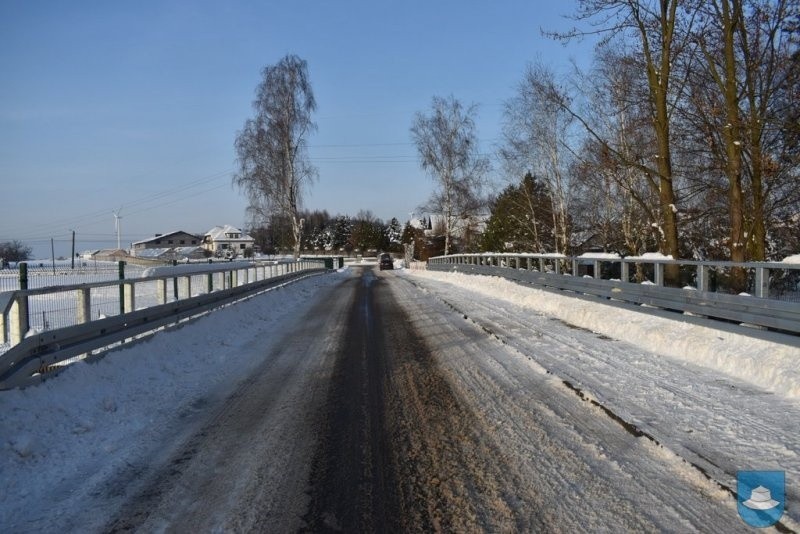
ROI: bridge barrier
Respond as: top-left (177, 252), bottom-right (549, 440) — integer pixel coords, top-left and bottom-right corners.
top-left (0, 259), bottom-right (327, 389)
top-left (427, 253), bottom-right (800, 335)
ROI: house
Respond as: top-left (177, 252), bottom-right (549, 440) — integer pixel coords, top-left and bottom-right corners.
top-left (203, 225), bottom-right (255, 257)
top-left (132, 231), bottom-right (202, 255)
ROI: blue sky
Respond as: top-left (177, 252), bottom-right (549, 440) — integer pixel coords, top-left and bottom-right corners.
top-left (0, 0), bottom-right (594, 258)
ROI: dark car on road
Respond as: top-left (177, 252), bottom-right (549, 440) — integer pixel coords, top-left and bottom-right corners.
top-left (379, 253), bottom-right (393, 270)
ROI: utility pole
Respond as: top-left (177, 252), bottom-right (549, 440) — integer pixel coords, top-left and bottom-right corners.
top-left (71, 230), bottom-right (75, 269)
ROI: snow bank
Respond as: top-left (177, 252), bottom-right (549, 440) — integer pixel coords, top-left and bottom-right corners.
top-left (410, 270), bottom-right (800, 399)
top-left (782, 254), bottom-right (800, 264)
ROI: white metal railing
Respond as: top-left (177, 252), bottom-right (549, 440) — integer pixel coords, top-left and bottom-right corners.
top-left (427, 253), bottom-right (800, 334)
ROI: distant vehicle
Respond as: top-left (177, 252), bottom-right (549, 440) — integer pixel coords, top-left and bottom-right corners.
top-left (379, 253), bottom-right (393, 271)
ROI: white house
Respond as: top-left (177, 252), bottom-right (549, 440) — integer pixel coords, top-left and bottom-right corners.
top-left (203, 225), bottom-right (255, 257)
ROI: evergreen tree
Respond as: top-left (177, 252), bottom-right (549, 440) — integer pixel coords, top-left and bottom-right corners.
top-left (482, 174), bottom-right (555, 252)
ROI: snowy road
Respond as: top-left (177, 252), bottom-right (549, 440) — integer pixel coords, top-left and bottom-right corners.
top-left (2, 266), bottom-right (798, 532)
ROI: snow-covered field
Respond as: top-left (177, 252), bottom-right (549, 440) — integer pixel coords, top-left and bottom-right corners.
top-left (1, 266), bottom-right (798, 531)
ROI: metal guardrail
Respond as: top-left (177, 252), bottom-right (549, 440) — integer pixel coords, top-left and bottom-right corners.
top-left (427, 253), bottom-right (800, 335)
top-left (0, 259), bottom-right (327, 389)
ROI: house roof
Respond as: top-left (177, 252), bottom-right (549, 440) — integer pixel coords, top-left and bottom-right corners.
top-left (204, 225), bottom-right (254, 242)
top-left (92, 248), bottom-right (130, 257)
top-left (134, 248), bottom-right (173, 258)
top-left (132, 231), bottom-right (201, 246)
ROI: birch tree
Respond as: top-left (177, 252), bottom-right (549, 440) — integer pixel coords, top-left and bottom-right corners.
top-left (501, 63), bottom-right (575, 255)
top-left (234, 55), bottom-right (317, 259)
top-left (411, 96), bottom-right (490, 255)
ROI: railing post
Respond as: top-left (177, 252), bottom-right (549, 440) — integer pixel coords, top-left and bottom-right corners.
top-left (572, 259), bottom-right (579, 276)
top-left (9, 293), bottom-right (29, 345)
top-left (208, 272), bottom-right (213, 293)
top-left (621, 261), bottom-right (629, 283)
top-left (179, 276), bottom-right (191, 299)
top-left (76, 286), bottom-right (91, 324)
top-left (539, 258), bottom-right (545, 273)
top-left (696, 264), bottom-right (709, 292)
top-left (124, 283), bottom-right (135, 313)
top-left (654, 262), bottom-right (664, 286)
top-left (118, 261), bottom-right (125, 315)
top-left (554, 259), bottom-right (561, 275)
top-left (594, 260), bottom-right (601, 279)
top-left (754, 267), bottom-right (769, 298)
top-left (157, 279), bottom-right (168, 304)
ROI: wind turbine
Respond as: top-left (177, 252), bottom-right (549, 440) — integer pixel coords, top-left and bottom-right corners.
top-left (112, 208), bottom-right (123, 250)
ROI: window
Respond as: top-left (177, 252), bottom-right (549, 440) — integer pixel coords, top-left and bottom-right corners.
top-left (222, 244), bottom-right (229, 249)
top-left (168, 240), bottom-right (173, 244)
top-left (155, 240), bottom-right (161, 245)
top-left (180, 240), bottom-right (185, 244)
top-left (240, 244), bottom-right (246, 249)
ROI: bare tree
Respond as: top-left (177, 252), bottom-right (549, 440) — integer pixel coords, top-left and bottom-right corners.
top-left (683, 0), bottom-right (799, 269)
top-left (501, 62), bottom-right (575, 255)
top-left (234, 54), bottom-right (317, 259)
top-left (549, 0), bottom-right (698, 283)
top-left (579, 47), bottom-right (663, 259)
top-left (411, 96), bottom-right (490, 255)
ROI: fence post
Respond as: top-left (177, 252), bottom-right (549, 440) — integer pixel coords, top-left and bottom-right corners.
top-left (572, 259), bottom-right (579, 276)
top-left (621, 261), bottom-right (629, 283)
top-left (19, 262), bottom-right (28, 290)
top-left (208, 272), bottom-right (213, 293)
top-left (594, 260), bottom-right (601, 279)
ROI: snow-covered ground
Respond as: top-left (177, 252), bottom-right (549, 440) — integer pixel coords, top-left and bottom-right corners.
top-left (401, 269), bottom-right (800, 528)
top-left (1, 266), bottom-right (798, 531)
top-left (0, 272), bottom-right (345, 531)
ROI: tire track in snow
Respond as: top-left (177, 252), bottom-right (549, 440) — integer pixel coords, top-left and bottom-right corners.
top-left (393, 273), bottom-right (791, 532)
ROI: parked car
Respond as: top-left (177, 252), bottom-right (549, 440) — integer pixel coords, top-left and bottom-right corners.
top-left (379, 253), bottom-right (394, 270)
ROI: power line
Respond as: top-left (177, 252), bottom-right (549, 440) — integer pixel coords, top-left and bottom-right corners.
top-left (8, 170), bottom-right (235, 240)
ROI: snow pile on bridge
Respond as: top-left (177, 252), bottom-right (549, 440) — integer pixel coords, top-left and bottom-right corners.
top-left (411, 270), bottom-right (800, 399)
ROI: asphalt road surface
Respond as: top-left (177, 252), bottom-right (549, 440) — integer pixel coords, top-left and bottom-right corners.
top-left (102, 266), bottom-right (747, 532)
